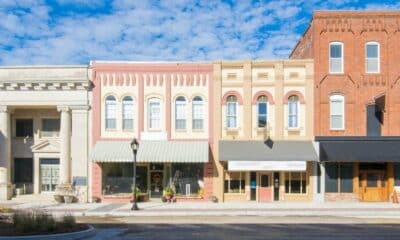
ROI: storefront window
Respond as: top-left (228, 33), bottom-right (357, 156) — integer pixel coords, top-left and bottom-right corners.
top-left (102, 163), bottom-right (148, 195)
top-left (285, 172), bottom-right (306, 194)
top-left (325, 162), bottom-right (353, 193)
top-left (224, 172), bottom-right (245, 194)
top-left (170, 163), bottom-right (203, 196)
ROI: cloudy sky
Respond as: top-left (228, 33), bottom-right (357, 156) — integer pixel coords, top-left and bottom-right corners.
top-left (0, 0), bottom-right (399, 65)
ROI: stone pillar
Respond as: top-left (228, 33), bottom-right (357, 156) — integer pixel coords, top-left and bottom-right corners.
top-left (56, 106), bottom-right (72, 194)
top-left (0, 105), bottom-right (12, 200)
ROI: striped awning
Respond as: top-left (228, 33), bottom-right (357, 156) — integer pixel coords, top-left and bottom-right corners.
top-left (91, 140), bottom-right (209, 163)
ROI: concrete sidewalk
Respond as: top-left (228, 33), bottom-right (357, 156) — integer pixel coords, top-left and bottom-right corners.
top-left (3, 201), bottom-right (400, 218)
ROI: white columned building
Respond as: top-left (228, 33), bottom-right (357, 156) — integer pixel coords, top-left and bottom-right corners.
top-left (0, 65), bottom-right (91, 201)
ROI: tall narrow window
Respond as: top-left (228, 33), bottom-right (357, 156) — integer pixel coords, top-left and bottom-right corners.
top-left (330, 95), bottom-right (345, 130)
top-left (148, 98), bottom-right (161, 130)
top-left (366, 42), bottom-right (379, 73)
top-left (175, 96), bottom-right (186, 130)
top-left (105, 95), bottom-right (117, 129)
top-left (288, 95), bottom-right (299, 128)
top-left (226, 95), bottom-right (238, 129)
top-left (192, 96), bottom-right (204, 130)
top-left (257, 96), bottom-right (268, 128)
top-left (329, 42), bottom-right (343, 73)
top-left (122, 96), bottom-right (134, 130)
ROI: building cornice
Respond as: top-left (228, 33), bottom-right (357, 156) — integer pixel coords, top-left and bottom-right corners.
top-left (0, 80), bottom-right (91, 91)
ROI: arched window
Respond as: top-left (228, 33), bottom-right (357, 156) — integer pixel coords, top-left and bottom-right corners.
top-left (330, 95), bottom-right (345, 130)
top-left (366, 42), bottom-right (380, 73)
top-left (148, 98), bottom-right (161, 130)
top-left (192, 96), bottom-right (204, 130)
top-left (329, 42), bottom-right (344, 73)
top-left (175, 96), bottom-right (186, 130)
top-left (122, 96), bottom-right (134, 130)
top-left (257, 95), bottom-right (268, 128)
top-left (105, 95), bottom-right (117, 129)
top-left (226, 95), bottom-right (238, 129)
top-left (288, 95), bottom-right (299, 129)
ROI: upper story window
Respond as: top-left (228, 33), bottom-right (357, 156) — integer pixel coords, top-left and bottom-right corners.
top-left (192, 96), bottom-right (204, 130)
top-left (257, 96), bottom-right (268, 128)
top-left (366, 42), bottom-right (380, 73)
top-left (175, 96), bottom-right (186, 130)
top-left (226, 95), bottom-right (238, 129)
top-left (15, 119), bottom-right (33, 138)
top-left (122, 96), bottom-right (134, 130)
top-left (148, 98), bottom-right (161, 130)
top-left (105, 95), bottom-right (117, 130)
top-left (330, 95), bottom-right (345, 130)
top-left (41, 119), bottom-right (60, 137)
top-left (329, 42), bottom-right (344, 74)
top-left (288, 95), bottom-right (299, 129)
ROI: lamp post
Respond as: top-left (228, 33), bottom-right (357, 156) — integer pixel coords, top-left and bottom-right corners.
top-left (131, 138), bottom-right (139, 211)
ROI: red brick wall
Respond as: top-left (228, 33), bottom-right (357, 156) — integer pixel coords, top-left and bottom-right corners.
top-left (92, 163), bottom-right (102, 200)
top-left (293, 11), bottom-right (400, 136)
top-left (290, 25), bottom-right (313, 59)
top-left (203, 162), bottom-right (214, 200)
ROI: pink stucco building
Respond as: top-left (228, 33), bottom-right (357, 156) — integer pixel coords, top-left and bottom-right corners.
top-left (90, 62), bottom-right (214, 202)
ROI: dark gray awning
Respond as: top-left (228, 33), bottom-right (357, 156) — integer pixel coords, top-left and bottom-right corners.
top-left (316, 136), bottom-right (400, 162)
top-left (219, 140), bottom-right (318, 162)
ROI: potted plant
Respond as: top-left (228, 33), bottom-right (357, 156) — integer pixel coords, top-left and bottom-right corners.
top-left (162, 186), bottom-right (174, 203)
top-left (131, 186), bottom-right (141, 202)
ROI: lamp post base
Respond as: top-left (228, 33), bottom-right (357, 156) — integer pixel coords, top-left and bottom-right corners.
top-left (131, 202), bottom-right (139, 211)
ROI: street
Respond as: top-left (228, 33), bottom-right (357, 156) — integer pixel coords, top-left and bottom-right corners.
top-left (80, 216), bottom-right (400, 240)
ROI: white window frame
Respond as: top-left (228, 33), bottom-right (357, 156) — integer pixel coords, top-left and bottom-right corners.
top-left (105, 95), bottom-right (117, 130)
top-left (329, 42), bottom-right (344, 74)
top-left (148, 98), bottom-right (161, 130)
top-left (122, 96), bottom-right (134, 130)
top-left (192, 96), bottom-right (204, 130)
top-left (226, 96), bottom-right (238, 129)
top-left (288, 96), bottom-right (299, 129)
top-left (175, 96), bottom-right (187, 130)
top-left (329, 95), bottom-right (345, 130)
top-left (257, 96), bottom-right (268, 128)
top-left (365, 41), bottom-right (380, 74)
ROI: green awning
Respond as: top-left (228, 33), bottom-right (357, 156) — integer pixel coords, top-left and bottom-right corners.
top-left (91, 140), bottom-right (209, 163)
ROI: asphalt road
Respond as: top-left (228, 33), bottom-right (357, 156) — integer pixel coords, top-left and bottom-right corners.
top-left (81, 216), bottom-right (400, 240)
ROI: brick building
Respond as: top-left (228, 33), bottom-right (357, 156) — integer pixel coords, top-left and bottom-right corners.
top-left (291, 11), bottom-right (400, 202)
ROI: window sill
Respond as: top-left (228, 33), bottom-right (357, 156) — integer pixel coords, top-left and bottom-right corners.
top-left (122, 129), bottom-right (134, 132)
top-left (329, 72), bottom-right (345, 75)
top-left (192, 129), bottom-right (205, 132)
top-left (329, 129), bottom-right (345, 132)
top-left (105, 128), bottom-right (118, 132)
top-left (287, 128), bottom-right (301, 132)
top-left (224, 192), bottom-right (246, 195)
top-left (175, 129), bottom-right (187, 132)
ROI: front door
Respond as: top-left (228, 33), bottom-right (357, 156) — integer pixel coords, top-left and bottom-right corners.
top-left (359, 171), bottom-right (388, 202)
top-left (40, 159), bottom-right (60, 192)
top-left (258, 173), bottom-right (272, 202)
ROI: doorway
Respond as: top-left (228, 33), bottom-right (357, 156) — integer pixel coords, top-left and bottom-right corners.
top-left (40, 159), bottom-right (59, 192)
top-left (150, 163), bottom-right (164, 198)
top-left (258, 173), bottom-right (272, 202)
top-left (359, 170), bottom-right (388, 202)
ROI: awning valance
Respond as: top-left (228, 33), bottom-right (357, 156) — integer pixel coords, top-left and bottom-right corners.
top-left (219, 140), bottom-right (318, 162)
top-left (91, 140), bottom-right (209, 163)
top-left (316, 136), bottom-right (400, 162)
top-left (228, 161), bottom-right (307, 171)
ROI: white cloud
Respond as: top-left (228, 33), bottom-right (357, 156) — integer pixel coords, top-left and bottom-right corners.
top-left (0, 0), bottom-right (392, 64)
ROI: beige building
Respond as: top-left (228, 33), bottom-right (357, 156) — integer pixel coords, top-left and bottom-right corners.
top-left (212, 60), bottom-right (319, 202)
top-left (0, 66), bottom-right (91, 201)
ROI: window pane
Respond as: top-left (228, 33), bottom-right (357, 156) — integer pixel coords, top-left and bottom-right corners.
top-left (330, 44), bottom-right (342, 58)
top-left (123, 119), bottom-right (133, 130)
top-left (340, 163), bottom-right (353, 193)
top-left (258, 115), bottom-right (267, 128)
top-left (106, 97), bottom-right (117, 129)
top-left (330, 100), bottom-right (343, 115)
top-left (330, 58), bottom-right (343, 73)
top-left (366, 59), bottom-right (378, 72)
top-left (42, 119), bottom-right (60, 137)
top-left (325, 163), bottom-right (339, 192)
top-left (330, 116), bottom-right (343, 129)
top-left (102, 163), bottom-right (148, 194)
top-left (193, 119), bottom-right (203, 130)
top-left (367, 173), bottom-right (378, 187)
top-left (367, 44), bottom-right (378, 58)
top-left (171, 163), bottom-right (204, 196)
top-left (16, 119), bottom-right (33, 137)
top-left (258, 102), bottom-right (267, 115)
top-left (394, 163), bottom-right (400, 186)
top-left (149, 101), bottom-right (161, 129)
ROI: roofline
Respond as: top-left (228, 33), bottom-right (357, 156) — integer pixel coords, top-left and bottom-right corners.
top-left (289, 18), bottom-right (313, 58)
top-left (0, 65), bottom-right (89, 69)
top-left (313, 10), bottom-right (400, 17)
top-left (91, 60), bottom-right (211, 64)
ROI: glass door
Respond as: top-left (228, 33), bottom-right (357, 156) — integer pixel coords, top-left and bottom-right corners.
top-left (40, 159), bottom-right (60, 192)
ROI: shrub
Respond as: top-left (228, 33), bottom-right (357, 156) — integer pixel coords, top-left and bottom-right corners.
top-left (62, 215), bottom-right (76, 229)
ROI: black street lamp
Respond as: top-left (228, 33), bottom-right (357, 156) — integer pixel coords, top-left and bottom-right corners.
top-left (131, 138), bottom-right (139, 211)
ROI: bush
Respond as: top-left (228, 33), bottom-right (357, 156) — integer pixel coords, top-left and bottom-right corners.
top-left (11, 210), bottom-right (77, 234)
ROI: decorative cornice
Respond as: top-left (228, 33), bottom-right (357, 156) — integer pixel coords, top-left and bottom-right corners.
top-left (0, 80), bottom-right (90, 91)
top-left (57, 106), bottom-right (70, 112)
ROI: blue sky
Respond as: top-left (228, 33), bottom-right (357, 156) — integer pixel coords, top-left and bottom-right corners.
top-left (0, 0), bottom-right (399, 65)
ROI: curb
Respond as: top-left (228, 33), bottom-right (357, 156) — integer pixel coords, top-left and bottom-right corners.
top-left (0, 225), bottom-right (95, 240)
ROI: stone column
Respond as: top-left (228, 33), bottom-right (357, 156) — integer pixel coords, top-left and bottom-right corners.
top-left (56, 106), bottom-right (72, 194)
top-left (0, 105), bottom-right (12, 200)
